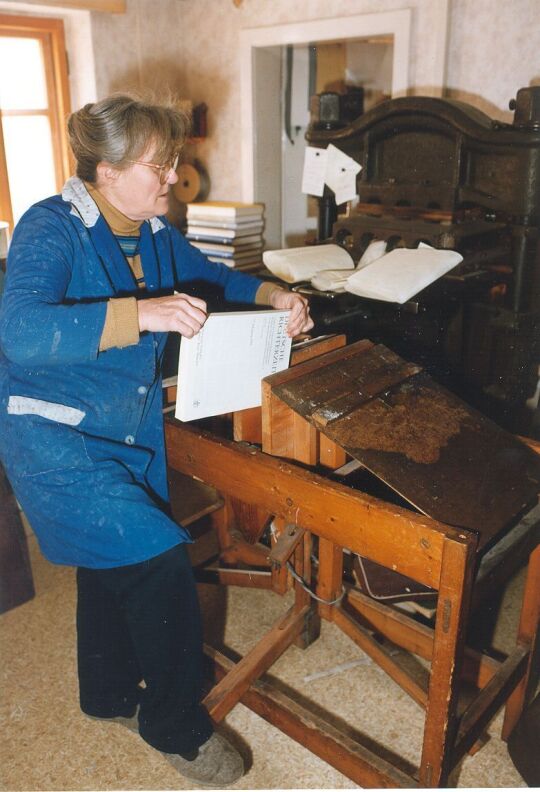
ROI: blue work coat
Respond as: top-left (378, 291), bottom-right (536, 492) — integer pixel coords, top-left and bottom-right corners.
top-left (0, 178), bottom-right (262, 568)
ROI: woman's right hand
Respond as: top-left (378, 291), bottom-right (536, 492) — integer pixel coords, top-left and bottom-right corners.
top-left (137, 293), bottom-right (207, 337)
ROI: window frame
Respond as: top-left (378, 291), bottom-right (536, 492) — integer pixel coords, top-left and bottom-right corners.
top-left (0, 14), bottom-right (71, 229)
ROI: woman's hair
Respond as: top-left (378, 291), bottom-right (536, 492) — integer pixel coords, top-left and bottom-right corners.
top-left (67, 93), bottom-right (191, 183)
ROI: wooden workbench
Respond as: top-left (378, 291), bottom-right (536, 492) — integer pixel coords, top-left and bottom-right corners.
top-left (165, 339), bottom-right (540, 788)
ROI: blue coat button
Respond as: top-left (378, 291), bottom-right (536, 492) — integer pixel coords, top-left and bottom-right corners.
top-left (138, 385), bottom-right (147, 395)
top-left (125, 435), bottom-right (135, 445)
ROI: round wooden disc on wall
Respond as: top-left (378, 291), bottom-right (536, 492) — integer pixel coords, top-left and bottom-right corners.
top-left (173, 161), bottom-right (210, 204)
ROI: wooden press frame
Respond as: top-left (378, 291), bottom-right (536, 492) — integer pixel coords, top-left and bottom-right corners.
top-left (165, 411), bottom-right (539, 788)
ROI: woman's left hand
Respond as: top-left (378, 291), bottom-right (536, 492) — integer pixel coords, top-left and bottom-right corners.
top-left (269, 289), bottom-right (314, 338)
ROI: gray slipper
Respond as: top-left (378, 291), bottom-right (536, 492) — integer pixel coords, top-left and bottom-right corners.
top-left (165, 732), bottom-right (244, 788)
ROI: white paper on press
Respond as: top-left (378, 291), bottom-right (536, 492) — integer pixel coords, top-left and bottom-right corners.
top-left (324, 144), bottom-right (362, 204)
top-left (357, 239), bottom-right (387, 269)
top-left (263, 243), bottom-right (355, 283)
top-left (310, 269), bottom-right (350, 292)
top-left (301, 146), bottom-right (327, 196)
top-left (311, 240), bottom-right (388, 292)
top-left (345, 244), bottom-right (463, 304)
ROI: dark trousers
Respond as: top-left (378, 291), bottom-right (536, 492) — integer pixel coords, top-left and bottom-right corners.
top-left (76, 544), bottom-right (213, 755)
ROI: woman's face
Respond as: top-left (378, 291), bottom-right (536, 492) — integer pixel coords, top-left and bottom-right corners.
top-left (99, 143), bottom-right (179, 221)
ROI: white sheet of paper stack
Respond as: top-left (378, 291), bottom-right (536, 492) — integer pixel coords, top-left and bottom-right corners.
top-left (311, 239), bottom-right (388, 292)
top-left (263, 243), bottom-right (354, 283)
top-left (345, 243), bottom-right (463, 304)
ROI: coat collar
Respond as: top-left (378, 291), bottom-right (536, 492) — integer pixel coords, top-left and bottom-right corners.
top-left (62, 177), bottom-right (165, 234)
top-left (60, 177), bottom-right (173, 294)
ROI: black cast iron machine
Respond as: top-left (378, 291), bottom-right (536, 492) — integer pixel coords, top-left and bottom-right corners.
top-left (302, 87), bottom-right (540, 436)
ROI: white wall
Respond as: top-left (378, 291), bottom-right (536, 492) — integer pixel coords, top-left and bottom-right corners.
top-left (446, 0), bottom-right (540, 122)
top-left (89, 0), bottom-right (188, 100)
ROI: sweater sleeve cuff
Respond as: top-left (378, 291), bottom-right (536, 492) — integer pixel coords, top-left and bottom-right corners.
top-left (99, 297), bottom-right (140, 351)
top-left (254, 282), bottom-right (287, 306)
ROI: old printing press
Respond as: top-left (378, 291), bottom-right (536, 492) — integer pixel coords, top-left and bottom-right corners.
top-left (303, 85), bottom-right (540, 437)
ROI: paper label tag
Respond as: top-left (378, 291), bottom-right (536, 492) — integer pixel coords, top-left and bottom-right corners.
top-left (301, 146), bottom-right (327, 197)
top-left (301, 143), bottom-right (361, 204)
top-left (324, 144), bottom-right (362, 205)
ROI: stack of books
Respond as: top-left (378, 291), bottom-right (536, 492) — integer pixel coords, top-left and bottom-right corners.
top-left (186, 201), bottom-right (264, 271)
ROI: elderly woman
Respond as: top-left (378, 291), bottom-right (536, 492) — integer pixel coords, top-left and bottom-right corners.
top-left (0, 95), bottom-right (313, 787)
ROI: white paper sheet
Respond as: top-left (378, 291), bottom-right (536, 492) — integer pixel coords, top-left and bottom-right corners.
top-left (263, 243), bottom-right (354, 284)
top-left (310, 240), bottom-right (388, 292)
top-left (301, 144), bottom-right (362, 204)
top-left (357, 239), bottom-right (388, 269)
top-left (324, 144), bottom-right (362, 205)
top-left (310, 269), bottom-right (350, 292)
top-left (345, 245), bottom-right (463, 304)
top-left (301, 146), bottom-right (327, 197)
top-left (175, 310), bottom-right (292, 421)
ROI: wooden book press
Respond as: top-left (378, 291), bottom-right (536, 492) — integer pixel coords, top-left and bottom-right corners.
top-left (165, 336), bottom-right (540, 788)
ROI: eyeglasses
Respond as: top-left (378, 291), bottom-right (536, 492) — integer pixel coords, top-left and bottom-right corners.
top-left (126, 153), bottom-right (180, 184)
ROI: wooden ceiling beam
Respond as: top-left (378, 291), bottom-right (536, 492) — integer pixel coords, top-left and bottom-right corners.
top-left (6, 0), bottom-right (126, 13)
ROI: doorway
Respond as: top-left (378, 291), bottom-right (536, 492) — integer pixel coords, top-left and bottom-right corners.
top-left (281, 37), bottom-right (394, 249)
top-left (241, 8), bottom-right (449, 249)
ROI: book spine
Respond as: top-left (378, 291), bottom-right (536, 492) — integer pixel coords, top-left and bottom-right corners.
top-left (208, 257), bottom-right (262, 266)
top-left (186, 217), bottom-right (263, 228)
top-left (192, 244), bottom-right (263, 255)
top-left (186, 225), bottom-right (264, 237)
top-left (187, 206), bottom-right (264, 219)
top-left (187, 234), bottom-right (262, 246)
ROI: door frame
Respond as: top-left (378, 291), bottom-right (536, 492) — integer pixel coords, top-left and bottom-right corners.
top-left (240, 6), bottom-right (450, 245)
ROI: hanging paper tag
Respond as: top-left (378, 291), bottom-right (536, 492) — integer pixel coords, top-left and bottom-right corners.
top-left (324, 144), bottom-right (362, 205)
top-left (301, 146), bottom-right (327, 196)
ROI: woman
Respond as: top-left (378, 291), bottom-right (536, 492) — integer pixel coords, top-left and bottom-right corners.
top-left (0, 94), bottom-right (313, 787)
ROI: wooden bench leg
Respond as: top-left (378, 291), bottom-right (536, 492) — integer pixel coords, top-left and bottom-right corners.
top-left (317, 537), bottom-right (343, 622)
top-left (418, 534), bottom-right (477, 787)
top-left (270, 517), bottom-right (293, 595)
top-left (203, 530), bottom-right (319, 722)
top-left (294, 532), bottom-right (321, 649)
top-left (203, 604), bottom-right (310, 722)
top-left (502, 541), bottom-right (540, 740)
